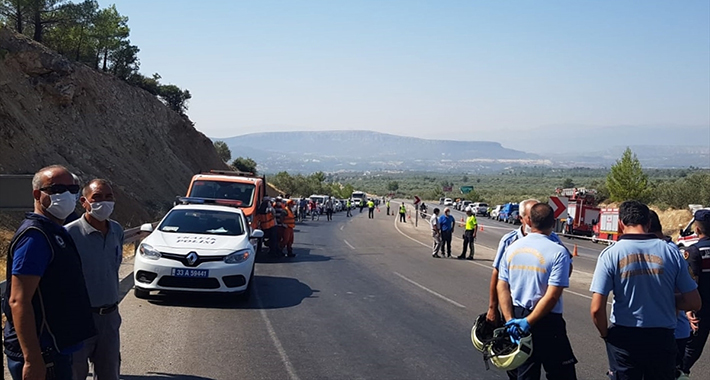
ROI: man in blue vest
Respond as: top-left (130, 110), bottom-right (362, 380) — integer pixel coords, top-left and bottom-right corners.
top-left (3, 165), bottom-right (96, 380)
top-left (438, 208), bottom-right (455, 258)
top-left (680, 209), bottom-right (710, 378)
top-left (590, 200), bottom-right (700, 380)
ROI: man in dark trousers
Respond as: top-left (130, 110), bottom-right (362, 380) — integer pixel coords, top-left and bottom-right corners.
top-left (458, 207), bottom-right (477, 260)
top-left (680, 209), bottom-right (710, 378)
top-left (439, 208), bottom-right (455, 258)
top-left (3, 165), bottom-right (96, 380)
top-left (367, 199), bottom-right (376, 219)
top-left (591, 201), bottom-right (700, 380)
top-left (399, 203), bottom-right (407, 223)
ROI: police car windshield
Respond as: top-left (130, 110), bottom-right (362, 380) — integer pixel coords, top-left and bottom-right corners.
top-left (159, 210), bottom-right (245, 236)
top-left (188, 180), bottom-right (255, 207)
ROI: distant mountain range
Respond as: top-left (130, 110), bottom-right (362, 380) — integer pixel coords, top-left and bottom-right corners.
top-left (216, 130), bottom-right (709, 173)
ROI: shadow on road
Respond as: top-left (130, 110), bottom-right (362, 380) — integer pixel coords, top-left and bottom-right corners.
top-left (121, 373), bottom-right (215, 380)
top-left (144, 275), bottom-right (317, 310)
top-left (255, 246), bottom-right (332, 264)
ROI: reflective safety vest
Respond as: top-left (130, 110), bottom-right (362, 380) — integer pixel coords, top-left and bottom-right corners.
top-left (283, 208), bottom-right (295, 229)
top-left (253, 212), bottom-right (275, 230)
top-left (399, 205), bottom-right (406, 214)
top-left (347, 200), bottom-right (351, 208)
top-left (367, 201), bottom-right (375, 208)
top-left (465, 215), bottom-right (478, 230)
top-left (386, 201), bottom-right (390, 207)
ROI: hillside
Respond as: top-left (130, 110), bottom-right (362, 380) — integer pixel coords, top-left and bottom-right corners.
top-left (0, 27), bottom-right (228, 227)
top-left (221, 131), bottom-right (543, 173)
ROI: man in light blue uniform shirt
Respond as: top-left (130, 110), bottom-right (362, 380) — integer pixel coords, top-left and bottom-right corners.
top-left (590, 201), bottom-right (700, 380)
top-left (497, 203), bottom-right (577, 380)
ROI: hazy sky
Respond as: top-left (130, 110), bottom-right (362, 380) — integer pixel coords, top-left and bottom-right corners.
top-left (113, 0), bottom-right (709, 140)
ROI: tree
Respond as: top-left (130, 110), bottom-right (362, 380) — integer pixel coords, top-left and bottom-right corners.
top-left (28, 0), bottom-right (67, 42)
top-left (213, 141), bottom-right (231, 162)
top-left (462, 175), bottom-right (469, 183)
top-left (387, 181), bottom-right (399, 192)
top-left (231, 157), bottom-right (257, 174)
top-left (0, 0), bottom-right (31, 33)
top-left (92, 5), bottom-right (129, 70)
top-left (158, 84), bottom-right (191, 114)
top-left (562, 178), bottom-right (575, 188)
top-left (606, 148), bottom-right (652, 202)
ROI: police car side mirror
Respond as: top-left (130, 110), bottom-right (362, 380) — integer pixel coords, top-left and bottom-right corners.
top-left (252, 229), bottom-right (264, 239)
top-left (140, 223), bottom-right (154, 233)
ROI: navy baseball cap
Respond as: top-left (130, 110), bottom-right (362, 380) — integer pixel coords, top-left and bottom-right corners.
top-left (695, 209), bottom-right (710, 222)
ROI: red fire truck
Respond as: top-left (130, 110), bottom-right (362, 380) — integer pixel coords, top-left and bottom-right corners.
top-left (556, 187), bottom-right (601, 237)
top-left (593, 208), bottom-right (620, 243)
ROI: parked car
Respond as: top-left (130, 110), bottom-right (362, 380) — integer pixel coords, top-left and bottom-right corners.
top-left (489, 205), bottom-right (503, 219)
top-left (134, 199), bottom-right (262, 302)
top-left (497, 203), bottom-right (519, 223)
top-left (506, 210), bottom-right (521, 224)
top-left (471, 202), bottom-right (489, 216)
top-left (439, 197), bottom-right (445, 205)
top-left (444, 198), bottom-right (454, 206)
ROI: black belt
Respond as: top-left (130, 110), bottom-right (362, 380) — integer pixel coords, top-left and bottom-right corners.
top-left (92, 303), bottom-right (118, 315)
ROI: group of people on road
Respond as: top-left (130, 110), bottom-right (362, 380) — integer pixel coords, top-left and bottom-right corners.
top-left (429, 206), bottom-right (478, 260)
top-left (477, 198), bottom-right (708, 380)
top-left (3, 165), bottom-right (123, 380)
top-left (252, 195), bottom-right (297, 257)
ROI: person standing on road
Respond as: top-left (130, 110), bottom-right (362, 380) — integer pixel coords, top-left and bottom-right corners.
top-left (430, 208), bottom-right (442, 258)
top-left (65, 179), bottom-right (123, 380)
top-left (497, 203), bottom-right (578, 380)
top-left (360, 199), bottom-right (365, 213)
top-left (647, 210), bottom-right (692, 380)
top-left (487, 198), bottom-right (571, 379)
top-left (680, 209), bottom-right (710, 378)
top-left (439, 208), bottom-right (455, 258)
top-left (386, 199), bottom-right (391, 215)
top-left (590, 201), bottom-right (701, 380)
top-left (325, 196), bottom-right (334, 221)
top-left (399, 203), bottom-right (407, 223)
top-left (367, 199), bottom-right (376, 219)
top-left (299, 198), bottom-right (308, 222)
top-left (280, 199), bottom-right (297, 257)
top-left (253, 196), bottom-right (278, 254)
top-left (3, 165), bottom-right (96, 380)
top-left (458, 207), bottom-right (477, 260)
top-left (346, 199), bottom-right (352, 217)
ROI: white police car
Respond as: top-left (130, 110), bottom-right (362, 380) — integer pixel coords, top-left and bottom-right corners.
top-left (133, 198), bottom-right (263, 301)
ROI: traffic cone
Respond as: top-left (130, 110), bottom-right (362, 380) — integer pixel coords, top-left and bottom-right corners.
top-left (461, 217), bottom-right (464, 222)
top-left (479, 225), bottom-right (483, 232)
top-left (573, 244), bottom-right (578, 257)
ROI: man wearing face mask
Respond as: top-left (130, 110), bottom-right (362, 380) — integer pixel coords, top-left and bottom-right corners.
top-left (3, 165), bottom-right (96, 380)
top-left (65, 179), bottom-right (123, 380)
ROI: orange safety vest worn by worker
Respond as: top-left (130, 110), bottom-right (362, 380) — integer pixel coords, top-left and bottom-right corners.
top-left (253, 212), bottom-right (275, 230)
top-left (283, 207), bottom-right (296, 229)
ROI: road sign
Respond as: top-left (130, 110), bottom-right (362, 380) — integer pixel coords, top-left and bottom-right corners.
top-left (549, 196), bottom-right (568, 219)
top-left (460, 186), bottom-right (473, 194)
top-left (413, 195), bottom-right (421, 205)
top-left (443, 185), bottom-right (453, 192)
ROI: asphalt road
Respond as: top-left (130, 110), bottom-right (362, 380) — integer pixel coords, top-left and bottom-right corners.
top-left (117, 206), bottom-right (710, 380)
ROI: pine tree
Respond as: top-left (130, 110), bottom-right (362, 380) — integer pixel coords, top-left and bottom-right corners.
top-left (606, 148), bottom-right (652, 202)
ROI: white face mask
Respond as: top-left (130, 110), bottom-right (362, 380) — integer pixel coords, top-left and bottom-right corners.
top-left (89, 201), bottom-right (115, 221)
top-left (46, 191), bottom-right (77, 220)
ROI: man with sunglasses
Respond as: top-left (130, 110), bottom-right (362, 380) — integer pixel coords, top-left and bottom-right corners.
top-left (66, 179), bottom-right (123, 380)
top-left (3, 165), bottom-right (96, 380)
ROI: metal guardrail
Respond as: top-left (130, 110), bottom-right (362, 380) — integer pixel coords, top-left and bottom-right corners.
top-left (0, 223), bottom-right (155, 294)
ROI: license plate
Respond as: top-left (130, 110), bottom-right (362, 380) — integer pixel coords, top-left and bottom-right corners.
top-left (171, 268), bottom-right (209, 278)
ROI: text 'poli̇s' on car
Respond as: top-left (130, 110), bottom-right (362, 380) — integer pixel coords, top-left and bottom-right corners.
top-left (134, 197), bottom-right (263, 302)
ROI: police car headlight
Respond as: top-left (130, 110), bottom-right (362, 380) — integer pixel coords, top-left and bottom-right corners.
top-left (139, 243), bottom-right (161, 260)
top-left (224, 249), bottom-right (250, 264)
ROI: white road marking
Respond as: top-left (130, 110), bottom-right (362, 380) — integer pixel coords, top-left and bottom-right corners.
top-left (344, 240), bottom-right (356, 250)
top-left (340, 225), bottom-right (344, 231)
top-left (393, 272), bottom-right (467, 309)
top-left (255, 290), bottom-right (301, 380)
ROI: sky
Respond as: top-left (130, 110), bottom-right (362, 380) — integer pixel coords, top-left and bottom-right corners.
top-left (111, 0), bottom-right (710, 143)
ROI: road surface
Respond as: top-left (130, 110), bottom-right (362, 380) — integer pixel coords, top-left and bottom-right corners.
top-left (114, 206), bottom-right (709, 379)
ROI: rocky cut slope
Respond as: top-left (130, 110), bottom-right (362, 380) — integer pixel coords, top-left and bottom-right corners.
top-left (0, 27), bottom-right (228, 226)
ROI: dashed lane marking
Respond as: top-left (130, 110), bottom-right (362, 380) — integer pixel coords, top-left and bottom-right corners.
top-left (393, 272), bottom-right (466, 309)
top-left (340, 225), bottom-right (344, 231)
top-left (344, 240), bottom-right (356, 250)
top-left (255, 289), bottom-right (301, 380)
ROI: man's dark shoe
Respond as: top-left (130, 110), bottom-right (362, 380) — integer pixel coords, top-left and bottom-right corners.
top-left (287, 253), bottom-right (296, 257)
top-left (457, 255), bottom-right (465, 260)
top-left (432, 254), bottom-right (441, 258)
top-left (466, 256), bottom-right (474, 260)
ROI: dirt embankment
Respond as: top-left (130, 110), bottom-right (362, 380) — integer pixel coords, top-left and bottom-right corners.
top-left (0, 27), bottom-right (229, 230)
